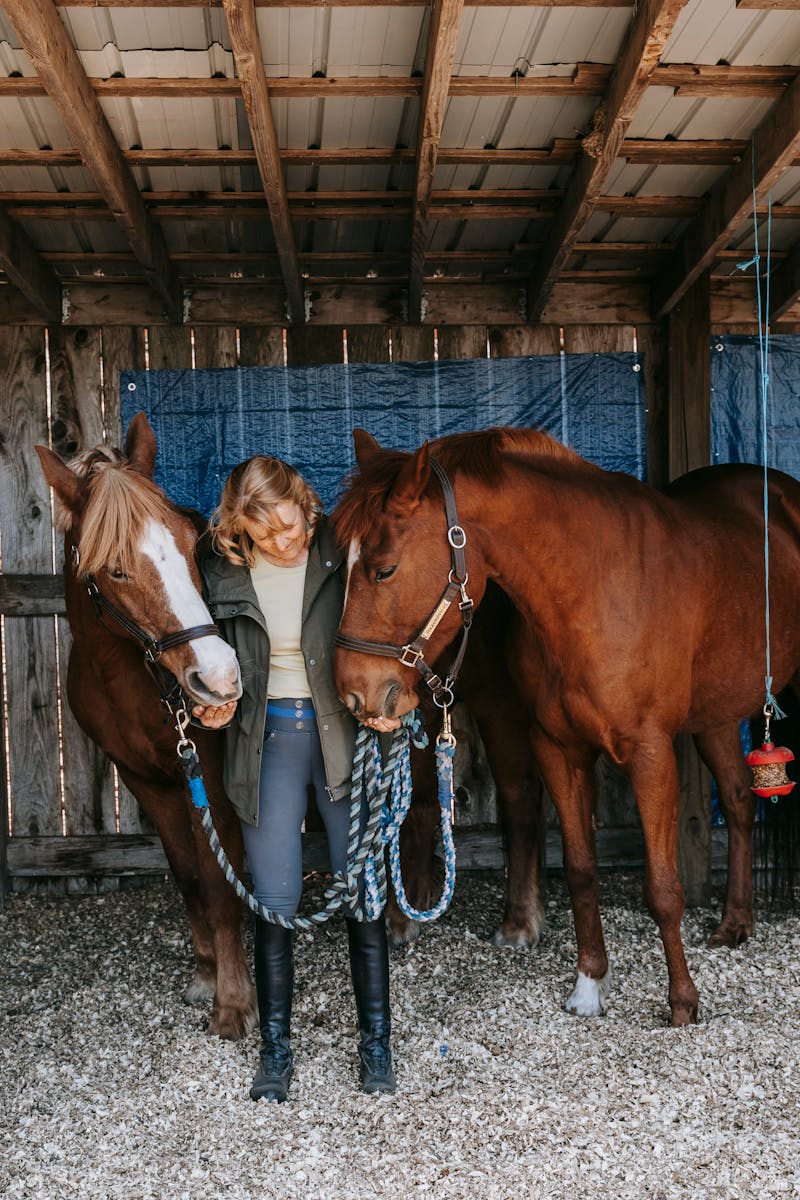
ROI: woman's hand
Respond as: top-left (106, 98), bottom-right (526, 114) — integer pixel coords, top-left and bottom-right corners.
top-left (361, 715), bottom-right (402, 733)
top-left (192, 700), bottom-right (237, 729)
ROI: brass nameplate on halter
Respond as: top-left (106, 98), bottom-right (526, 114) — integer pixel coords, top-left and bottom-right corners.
top-left (419, 596), bottom-right (452, 642)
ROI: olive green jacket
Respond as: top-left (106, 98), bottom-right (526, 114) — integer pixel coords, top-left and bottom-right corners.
top-left (201, 516), bottom-right (357, 826)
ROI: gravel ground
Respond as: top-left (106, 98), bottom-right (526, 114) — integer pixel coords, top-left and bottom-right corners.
top-left (1, 872), bottom-right (799, 1200)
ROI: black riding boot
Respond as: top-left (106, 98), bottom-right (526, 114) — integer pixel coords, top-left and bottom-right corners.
top-left (346, 917), bottom-right (396, 1094)
top-left (250, 920), bottom-right (294, 1102)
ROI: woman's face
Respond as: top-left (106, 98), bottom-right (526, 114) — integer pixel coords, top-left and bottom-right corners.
top-left (242, 500), bottom-right (308, 567)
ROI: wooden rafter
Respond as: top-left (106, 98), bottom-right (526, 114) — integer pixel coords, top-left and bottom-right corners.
top-left (4, 192), bottom-right (754, 224)
top-left (769, 242), bottom-right (800, 321)
top-left (0, 139), bottom-right (778, 171)
top-left (50, 0), bottom-right (789, 9)
top-left (408, 0), bottom-right (465, 321)
top-left (526, 0), bottom-right (688, 322)
top-left (221, 0), bottom-right (304, 324)
top-left (653, 72), bottom-right (800, 318)
top-left (0, 207), bottom-right (61, 320)
top-left (0, 64), bottom-right (795, 102)
top-left (1, 0), bottom-right (181, 322)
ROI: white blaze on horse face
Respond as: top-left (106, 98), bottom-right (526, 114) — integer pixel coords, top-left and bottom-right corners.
top-left (344, 538), bottom-right (361, 610)
top-left (140, 518), bottom-right (241, 699)
top-left (564, 968), bottom-right (611, 1018)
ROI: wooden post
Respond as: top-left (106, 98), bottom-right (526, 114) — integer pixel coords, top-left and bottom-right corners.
top-left (668, 271), bottom-right (712, 906)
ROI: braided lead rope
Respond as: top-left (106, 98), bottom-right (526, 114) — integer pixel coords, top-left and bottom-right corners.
top-left (360, 716), bottom-right (458, 923)
top-left (179, 706), bottom-right (457, 930)
top-left (186, 759), bottom-right (380, 930)
top-left (181, 717), bottom-right (409, 931)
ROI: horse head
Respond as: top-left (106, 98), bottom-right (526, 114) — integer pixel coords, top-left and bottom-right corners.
top-left (333, 429), bottom-right (489, 721)
top-left (36, 412), bottom-right (242, 709)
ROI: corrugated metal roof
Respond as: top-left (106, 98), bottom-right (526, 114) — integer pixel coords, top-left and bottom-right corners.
top-left (0, 0), bottom-right (798, 299)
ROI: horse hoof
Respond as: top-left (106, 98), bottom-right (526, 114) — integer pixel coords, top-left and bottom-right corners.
top-left (708, 921), bottom-right (751, 949)
top-left (564, 969), bottom-right (611, 1017)
top-left (669, 1004), bottom-right (698, 1027)
top-left (387, 919), bottom-right (421, 948)
top-left (490, 926), bottom-right (541, 949)
top-left (183, 974), bottom-right (215, 1005)
top-left (208, 1002), bottom-right (258, 1041)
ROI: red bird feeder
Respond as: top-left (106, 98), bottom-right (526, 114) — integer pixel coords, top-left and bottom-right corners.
top-left (745, 740), bottom-right (796, 799)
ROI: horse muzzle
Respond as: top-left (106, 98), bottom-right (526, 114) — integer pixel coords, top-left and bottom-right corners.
top-left (341, 679), bottom-right (416, 721)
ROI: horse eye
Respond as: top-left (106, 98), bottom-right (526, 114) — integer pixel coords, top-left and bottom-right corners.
top-left (107, 565), bottom-right (129, 582)
top-left (374, 565), bottom-right (398, 583)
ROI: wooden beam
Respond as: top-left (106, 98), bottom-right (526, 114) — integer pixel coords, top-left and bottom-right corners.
top-left (0, 139), bottom-right (781, 171)
top-left (0, 206), bottom-right (61, 320)
top-left (408, 0), bottom-right (466, 322)
top-left (2, 276), bottom-right (798, 327)
top-left (653, 71), bottom-right (800, 318)
top-left (768, 239), bottom-right (800, 321)
top-left (526, 0), bottom-right (689, 322)
top-left (1, 191), bottom-right (724, 224)
top-left (1, 64), bottom-right (796, 102)
top-left (1, 0), bottom-right (181, 322)
top-left (0, 575), bottom-right (65, 617)
top-left (221, 0), bottom-right (304, 323)
top-left (53, 0), bottom-right (636, 6)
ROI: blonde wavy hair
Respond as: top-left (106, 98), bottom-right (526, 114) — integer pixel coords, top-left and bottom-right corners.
top-left (210, 456), bottom-right (323, 567)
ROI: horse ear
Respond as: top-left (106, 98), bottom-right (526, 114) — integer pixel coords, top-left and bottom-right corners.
top-left (353, 428), bottom-right (383, 470)
top-left (386, 441), bottom-right (431, 517)
top-left (35, 445), bottom-right (84, 520)
top-left (125, 411), bottom-right (157, 478)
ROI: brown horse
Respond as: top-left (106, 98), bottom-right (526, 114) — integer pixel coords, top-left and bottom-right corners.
top-left (387, 581), bottom-right (545, 949)
top-left (36, 414), bottom-right (256, 1039)
top-left (334, 427), bottom-right (800, 1026)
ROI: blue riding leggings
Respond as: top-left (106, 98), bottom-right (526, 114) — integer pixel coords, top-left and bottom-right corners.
top-left (240, 703), bottom-right (355, 917)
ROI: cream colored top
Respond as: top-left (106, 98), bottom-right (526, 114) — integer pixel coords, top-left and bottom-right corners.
top-left (250, 549), bottom-right (311, 699)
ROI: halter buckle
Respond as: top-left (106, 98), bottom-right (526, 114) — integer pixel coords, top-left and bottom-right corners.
top-left (399, 644), bottom-right (423, 669)
top-left (144, 642), bottom-right (161, 664)
top-left (447, 525), bottom-right (467, 549)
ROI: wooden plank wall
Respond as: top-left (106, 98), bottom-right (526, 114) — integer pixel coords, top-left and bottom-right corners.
top-left (0, 319), bottom-right (660, 896)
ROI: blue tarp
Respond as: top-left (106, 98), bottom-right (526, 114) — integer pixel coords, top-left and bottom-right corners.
top-left (121, 353), bottom-right (646, 517)
top-left (711, 334), bottom-right (800, 476)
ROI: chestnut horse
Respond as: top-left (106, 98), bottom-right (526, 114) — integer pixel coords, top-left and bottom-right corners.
top-left (334, 427), bottom-right (800, 1026)
top-left (36, 414), bottom-right (256, 1038)
top-left (388, 581), bottom-right (545, 949)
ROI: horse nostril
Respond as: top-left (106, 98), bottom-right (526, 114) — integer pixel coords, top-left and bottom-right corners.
top-left (383, 682), bottom-right (401, 717)
top-left (345, 691), bottom-right (365, 717)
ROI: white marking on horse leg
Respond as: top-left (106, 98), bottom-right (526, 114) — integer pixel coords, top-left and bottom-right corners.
top-left (564, 966), bottom-right (612, 1017)
top-left (141, 519), bottom-right (241, 697)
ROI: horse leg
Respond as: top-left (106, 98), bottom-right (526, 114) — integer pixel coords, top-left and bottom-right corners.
top-left (694, 725), bottom-right (755, 947)
top-left (533, 735), bottom-right (609, 1016)
top-left (120, 770), bottom-right (255, 1039)
top-left (478, 714), bottom-right (545, 948)
top-left (628, 740), bottom-right (699, 1026)
top-left (193, 780), bottom-right (257, 1039)
top-left (385, 738), bottom-right (441, 947)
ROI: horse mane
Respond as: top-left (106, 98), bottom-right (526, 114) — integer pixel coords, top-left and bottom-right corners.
top-left (60, 446), bottom-right (177, 577)
top-left (333, 425), bottom-right (581, 545)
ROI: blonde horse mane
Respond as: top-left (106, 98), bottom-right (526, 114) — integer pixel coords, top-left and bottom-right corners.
top-left (60, 448), bottom-right (176, 577)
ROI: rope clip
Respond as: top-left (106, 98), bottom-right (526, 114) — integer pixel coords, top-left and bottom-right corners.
top-left (174, 705), bottom-right (197, 759)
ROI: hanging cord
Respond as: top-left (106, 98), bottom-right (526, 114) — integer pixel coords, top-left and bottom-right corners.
top-left (736, 147), bottom-right (785, 722)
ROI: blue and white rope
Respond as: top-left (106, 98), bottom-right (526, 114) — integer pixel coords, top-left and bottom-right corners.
top-left (183, 707), bottom-right (457, 930)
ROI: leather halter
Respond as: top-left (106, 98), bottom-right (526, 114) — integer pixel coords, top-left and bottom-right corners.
top-left (335, 457), bottom-right (474, 706)
top-left (71, 542), bottom-right (220, 712)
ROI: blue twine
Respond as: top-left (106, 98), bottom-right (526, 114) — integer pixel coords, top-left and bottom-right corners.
top-left (736, 144), bottom-right (786, 723)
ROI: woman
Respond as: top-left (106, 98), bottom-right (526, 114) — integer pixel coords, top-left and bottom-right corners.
top-left (194, 455), bottom-right (399, 1102)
